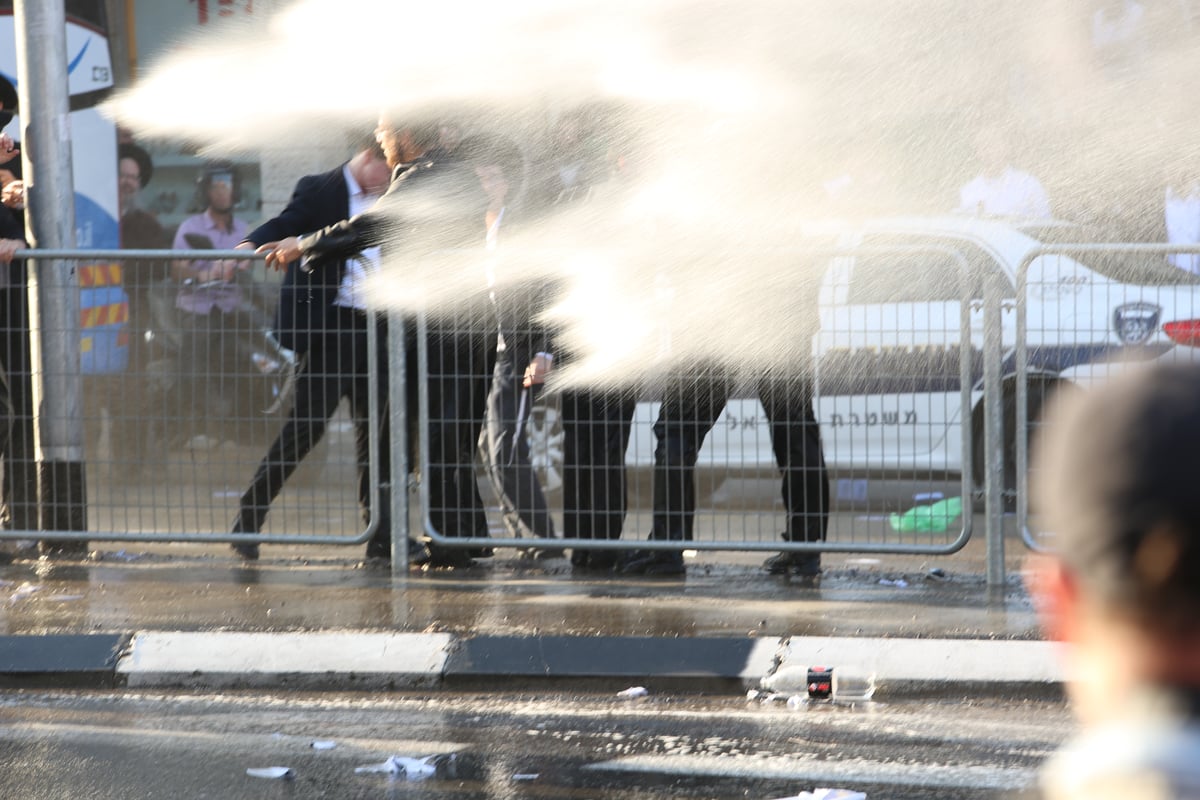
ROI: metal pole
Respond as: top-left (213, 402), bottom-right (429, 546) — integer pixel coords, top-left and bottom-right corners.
top-left (14, 0), bottom-right (89, 548)
top-left (982, 271), bottom-right (1005, 586)
top-left (388, 311), bottom-right (409, 579)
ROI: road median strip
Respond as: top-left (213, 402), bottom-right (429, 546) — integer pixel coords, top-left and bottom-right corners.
top-left (0, 633), bottom-right (1063, 694)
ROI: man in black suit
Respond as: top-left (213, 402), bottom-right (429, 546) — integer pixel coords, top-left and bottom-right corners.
top-left (261, 119), bottom-right (504, 570)
top-left (227, 137), bottom-right (403, 562)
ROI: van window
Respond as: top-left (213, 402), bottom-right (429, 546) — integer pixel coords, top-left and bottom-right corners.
top-left (1021, 224), bottom-right (1200, 286)
top-left (847, 236), bottom-right (1013, 304)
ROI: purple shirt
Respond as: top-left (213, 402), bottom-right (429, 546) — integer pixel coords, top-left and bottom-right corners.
top-left (172, 210), bottom-right (249, 314)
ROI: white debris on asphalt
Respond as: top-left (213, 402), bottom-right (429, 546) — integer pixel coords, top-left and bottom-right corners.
top-left (354, 754), bottom-right (447, 780)
top-left (617, 686), bottom-right (649, 699)
top-left (511, 773), bottom-right (539, 781)
top-left (311, 740), bottom-right (336, 750)
top-left (8, 582), bottom-right (40, 603)
top-left (771, 789), bottom-right (866, 800)
top-left (246, 767), bottom-right (294, 779)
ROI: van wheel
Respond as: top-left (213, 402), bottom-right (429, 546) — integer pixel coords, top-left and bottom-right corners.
top-left (971, 379), bottom-right (1063, 508)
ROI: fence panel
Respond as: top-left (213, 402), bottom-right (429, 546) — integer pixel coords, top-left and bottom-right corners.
top-left (421, 246), bottom-right (982, 558)
top-left (1016, 243), bottom-right (1200, 552)
top-left (0, 249), bottom-right (374, 547)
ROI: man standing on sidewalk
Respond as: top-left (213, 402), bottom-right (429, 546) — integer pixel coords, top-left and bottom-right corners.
top-left (1030, 361), bottom-right (1200, 798)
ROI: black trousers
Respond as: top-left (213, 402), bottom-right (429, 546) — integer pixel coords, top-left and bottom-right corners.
top-left (560, 388), bottom-right (636, 541)
top-left (0, 283), bottom-right (37, 531)
top-left (235, 307), bottom-right (497, 543)
top-left (423, 320), bottom-right (497, 540)
top-left (234, 308), bottom-right (399, 535)
top-left (651, 369), bottom-right (829, 543)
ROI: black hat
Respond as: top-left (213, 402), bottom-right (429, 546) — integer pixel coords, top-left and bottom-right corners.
top-left (0, 74), bottom-right (17, 129)
top-left (118, 142), bottom-right (154, 188)
top-left (1032, 361), bottom-right (1200, 629)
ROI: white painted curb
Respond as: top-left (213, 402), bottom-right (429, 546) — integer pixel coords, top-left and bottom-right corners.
top-left (117, 631), bottom-right (454, 689)
top-left (111, 632), bottom-right (1065, 691)
top-left (778, 636), bottom-right (1065, 685)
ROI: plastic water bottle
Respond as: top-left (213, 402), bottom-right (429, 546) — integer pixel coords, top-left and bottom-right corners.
top-left (760, 665), bottom-right (876, 703)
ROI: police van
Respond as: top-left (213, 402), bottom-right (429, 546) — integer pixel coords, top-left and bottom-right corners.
top-left (515, 216), bottom-right (1200, 505)
top-left (687, 215), bottom-right (1200, 500)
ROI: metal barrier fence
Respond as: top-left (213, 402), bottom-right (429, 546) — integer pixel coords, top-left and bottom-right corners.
top-left (15, 241), bottom-right (1192, 575)
top-left (419, 245), bottom-right (983, 563)
top-left (1016, 243), bottom-right (1200, 553)
top-left (0, 250), bottom-right (379, 549)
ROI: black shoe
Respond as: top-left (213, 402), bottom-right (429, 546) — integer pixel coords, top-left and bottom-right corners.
top-left (620, 549), bottom-right (685, 576)
top-left (763, 552), bottom-right (821, 577)
top-left (38, 540), bottom-right (90, 558)
top-left (231, 542), bottom-right (260, 561)
top-left (521, 546), bottom-right (566, 560)
top-left (408, 538), bottom-right (430, 566)
top-left (571, 548), bottom-right (618, 573)
top-left (424, 547), bottom-right (476, 570)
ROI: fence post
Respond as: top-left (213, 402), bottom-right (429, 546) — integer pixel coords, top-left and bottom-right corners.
top-left (388, 311), bottom-right (409, 578)
top-left (14, 0), bottom-right (89, 545)
top-left (983, 267), bottom-right (1005, 586)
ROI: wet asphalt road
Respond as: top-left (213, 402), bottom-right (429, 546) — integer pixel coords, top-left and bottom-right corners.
top-left (0, 688), bottom-right (1071, 799)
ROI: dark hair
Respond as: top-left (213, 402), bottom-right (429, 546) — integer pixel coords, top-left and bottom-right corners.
top-left (1032, 362), bottom-right (1200, 633)
top-left (118, 142), bottom-right (154, 188)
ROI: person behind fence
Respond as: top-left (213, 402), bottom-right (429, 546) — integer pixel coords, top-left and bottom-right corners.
top-left (478, 134), bottom-right (563, 554)
top-left (0, 154), bottom-right (35, 560)
top-left (1029, 361), bottom-right (1200, 799)
top-left (621, 364), bottom-right (830, 579)
top-left (1164, 165), bottom-right (1200, 276)
top-left (258, 117), bottom-right (503, 570)
top-left (108, 141), bottom-right (170, 469)
top-left (510, 110), bottom-right (639, 573)
top-left (0, 75), bottom-right (37, 558)
top-left (170, 162), bottom-right (257, 448)
top-left (956, 127), bottom-right (1052, 219)
top-left (227, 136), bottom-right (419, 563)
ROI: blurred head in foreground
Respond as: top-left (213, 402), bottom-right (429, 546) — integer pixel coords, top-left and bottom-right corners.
top-left (1030, 361), bottom-right (1200, 799)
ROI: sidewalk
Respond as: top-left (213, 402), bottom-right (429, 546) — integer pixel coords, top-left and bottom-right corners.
top-left (0, 531), bottom-right (1060, 697)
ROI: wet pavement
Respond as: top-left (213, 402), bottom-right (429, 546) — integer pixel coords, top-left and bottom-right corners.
top-left (0, 686), bottom-right (1064, 799)
top-left (0, 515), bottom-right (1038, 641)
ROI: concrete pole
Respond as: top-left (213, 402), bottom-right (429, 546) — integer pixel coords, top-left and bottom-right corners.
top-left (14, 0), bottom-right (90, 549)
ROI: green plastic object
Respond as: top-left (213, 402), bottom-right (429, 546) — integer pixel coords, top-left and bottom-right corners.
top-left (888, 496), bottom-right (963, 533)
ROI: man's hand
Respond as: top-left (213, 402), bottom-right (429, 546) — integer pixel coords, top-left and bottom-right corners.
top-left (0, 238), bottom-right (24, 264)
top-left (0, 135), bottom-right (18, 166)
top-left (523, 353), bottom-right (554, 387)
top-left (1, 179), bottom-right (24, 210)
top-left (256, 236), bottom-right (302, 271)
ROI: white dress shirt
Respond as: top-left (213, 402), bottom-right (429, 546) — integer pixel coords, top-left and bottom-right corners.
top-left (333, 164), bottom-right (384, 310)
